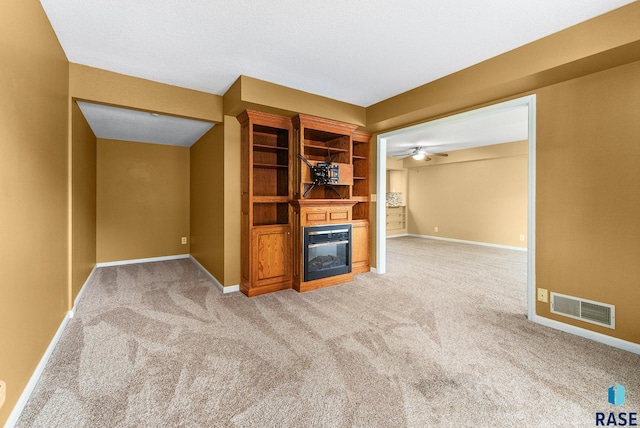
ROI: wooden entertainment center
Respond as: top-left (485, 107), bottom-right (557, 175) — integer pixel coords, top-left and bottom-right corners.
top-left (238, 110), bottom-right (370, 297)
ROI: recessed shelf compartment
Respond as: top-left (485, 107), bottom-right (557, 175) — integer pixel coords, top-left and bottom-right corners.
top-left (253, 165), bottom-right (288, 196)
top-left (352, 202), bottom-right (369, 221)
top-left (253, 203), bottom-right (289, 226)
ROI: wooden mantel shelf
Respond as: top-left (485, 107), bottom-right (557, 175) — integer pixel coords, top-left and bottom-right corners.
top-left (291, 199), bottom-right (358, 208)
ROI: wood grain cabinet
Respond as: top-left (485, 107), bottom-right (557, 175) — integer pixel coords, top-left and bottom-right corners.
top-left (251, 225), bottom-right (291, 290)
top-left (238, 110), bottom-right (293, 297)
top-left (351, 220), bottom-right (370, 274)
top-left (239, 110), bottom-right (371, 296)
top-left (386, 206), bottom-right (406, 234)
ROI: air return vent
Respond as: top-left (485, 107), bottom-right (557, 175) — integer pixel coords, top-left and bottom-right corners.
top-left (550, 292), bottom-right (615, 329)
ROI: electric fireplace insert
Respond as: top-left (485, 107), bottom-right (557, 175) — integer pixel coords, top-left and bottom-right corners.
top-left (303, 224), bottom-right (352, 282)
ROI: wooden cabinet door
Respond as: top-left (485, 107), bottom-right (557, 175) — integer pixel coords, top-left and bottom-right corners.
top-left (351, 221), bottom-right (370, 274)
top-left (251, 225), bottom-right (291, 288)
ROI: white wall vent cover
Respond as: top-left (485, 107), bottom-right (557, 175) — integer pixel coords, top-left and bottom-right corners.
top-left (550, 292), bottom-right (615, 329)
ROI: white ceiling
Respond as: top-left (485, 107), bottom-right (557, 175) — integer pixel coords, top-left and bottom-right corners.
top-left (386, 105), bottom-right (529, 157)
top-left (41, 0), bottom-right (633, 107)
top-left (77, 101), bottom-right (214, 147)
top-left (44, 1), bottom-right (633, 148)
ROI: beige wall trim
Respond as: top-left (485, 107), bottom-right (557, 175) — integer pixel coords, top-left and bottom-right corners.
top-left (190, 256), bottom-right (240, 294)
top-left (408, 234), bottom-right (527, 252)
top-left (95, 254), bottom-right (189, 268)
top-left (4, 311), bottom-right (73, 427)
top-left (534, 316), bottom-right (640, 355)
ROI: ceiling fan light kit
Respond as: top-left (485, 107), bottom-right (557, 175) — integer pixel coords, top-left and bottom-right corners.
top-left (395, 146), bottom-right (448, 162)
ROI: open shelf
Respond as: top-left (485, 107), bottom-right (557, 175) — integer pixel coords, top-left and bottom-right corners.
top-left (254, 125), bottom-right (289, 149)
top-left (254, 143), bottom-right (288, 151)
top-left (304, 143), bottom-right (348, 152)
top-left (253, 203), bottom-right (289, 226)
top-left (253, 165), bottom-right (288, 196)
top-left (352, 202), bottom-right (369, 221)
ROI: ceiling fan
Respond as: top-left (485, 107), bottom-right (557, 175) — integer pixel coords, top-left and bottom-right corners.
top-left (392, 146), bottom-right (449, 161)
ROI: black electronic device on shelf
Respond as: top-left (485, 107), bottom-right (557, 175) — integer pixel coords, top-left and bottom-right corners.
top-left (298, 154), bottom-right (342, 199)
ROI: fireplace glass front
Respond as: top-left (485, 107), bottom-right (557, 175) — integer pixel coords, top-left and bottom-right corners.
top-left (303, 224), bottom-right (352, 282)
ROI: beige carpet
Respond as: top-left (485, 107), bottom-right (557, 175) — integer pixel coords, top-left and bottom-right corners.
top-left (16, 237), bottom-right (640, 427)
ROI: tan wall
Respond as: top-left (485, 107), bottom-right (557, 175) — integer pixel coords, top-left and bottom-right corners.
top-left (366, 3), bottom-right (640, 132)
top-left (0, 1), bottom-right (69, 424)
top-left (71, 103), bottom-right (97, 301)
top-left (406, 142), bottom-right (528, 248)
top-left (535, 60), bottom-right (640, 342)
top-left (190, 126), bottom-right (226, 282)
top-left (70, 63), bottom-right (223, 123)
top-left (223, 116), bottom-right (242, 285)
top-left (365, 3), bottom-right (640, 343)
top-left (387, 169), bottom-right (407, 195)
top-left (97, 139), bottom-right (190, 262)
top-left (373, 62), bottom-right (640, 343)
top-left (224, 76), bottom-right (366, 126)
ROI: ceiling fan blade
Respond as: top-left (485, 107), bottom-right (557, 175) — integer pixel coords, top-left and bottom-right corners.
top-left (391, 154), bottom-right (411, 159)
top-left (424, 156), bottom-right (432, 161)
top-left (430, 152), bottom-right (448, 157)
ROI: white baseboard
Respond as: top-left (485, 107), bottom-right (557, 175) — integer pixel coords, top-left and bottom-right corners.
top-left (5, 264), bottom-right (99, 426)
top-left (533, 315), bottom-right (640, 355)
top-left (189, 256), bottom-right (239, 294)
top-left (4, 311), bottom-right (72, 428)
top-left (96, 254), bottom-right (189, 267)
top-left (370, 267), bottom-right (378, 273)
top-left (386, 233), bottom-right (409, 239)
top-left (407, 234), bottom-right (527, 252)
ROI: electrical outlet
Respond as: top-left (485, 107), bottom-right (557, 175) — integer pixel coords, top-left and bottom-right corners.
top-left (181, 237), bottom-right (187, 245)
top-left (537, 288), bottom-right (548, 303)
top-left (0, 380), bottom-right (6, 409)
top-left (519, 234), bottom-right (525, 241)
top-left (434, 226), bottom-right (439, 233)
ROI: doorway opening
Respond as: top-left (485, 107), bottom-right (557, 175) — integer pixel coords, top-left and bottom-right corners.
top-left (376, 95), bottom-right (536, 320)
